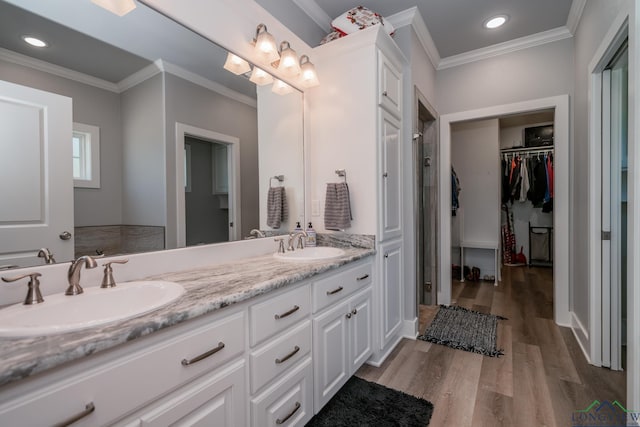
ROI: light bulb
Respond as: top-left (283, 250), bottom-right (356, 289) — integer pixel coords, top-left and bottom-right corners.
top-left (277, 42), bottom-right (301, 77)
top-left (253, 24), bottom-right (280, 64)
top-left (299, 55), bottom-right (319, 88)
top-left (223, 52), bottom-right (251, 75)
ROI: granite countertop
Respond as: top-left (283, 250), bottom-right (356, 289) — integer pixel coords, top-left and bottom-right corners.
top-left (0, 236), bottom-right (374, 389)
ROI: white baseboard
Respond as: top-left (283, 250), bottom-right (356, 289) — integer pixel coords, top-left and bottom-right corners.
top-left (570, 311), bottom-right (594, 366)
top-left (402, 317), bottom-right (419, 338)
top-left (366, 334), bottom-right (404, 367)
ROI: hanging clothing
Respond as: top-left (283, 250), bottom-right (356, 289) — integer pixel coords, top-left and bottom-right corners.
top-left (451, 167), bottom-right (461, 216)
top-left (518, 158), bottom-right (530, 203)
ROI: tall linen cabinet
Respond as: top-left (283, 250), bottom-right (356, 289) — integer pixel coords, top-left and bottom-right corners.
top-left (307, 25), bottom-right (408, 365)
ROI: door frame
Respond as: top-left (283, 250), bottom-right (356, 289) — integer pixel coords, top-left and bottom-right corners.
top-left (175, 123), bottom-right (241, 246)
top-left (438, 95), bottom-right (570, 327)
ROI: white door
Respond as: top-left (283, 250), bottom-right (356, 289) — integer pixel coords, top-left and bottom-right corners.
top-left (0, 80), bottom-right (73, 268)
top-left (601, 42), bottom-right (628, 371)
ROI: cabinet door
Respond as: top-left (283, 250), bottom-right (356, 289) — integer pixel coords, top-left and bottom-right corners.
top-left (348, 289), bottom-right (372, 373)
top-left (378, 51), bottom-right (402, 118)
top-left (380, 242), bottom-right (402, 348)
top-left (313, 300), bottom-right (350, 411)
top-left (379, 109), bottom-right (402, 242)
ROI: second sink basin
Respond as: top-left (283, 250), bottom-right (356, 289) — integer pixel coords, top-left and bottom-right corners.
top-left (0, 281), bottom-right (185, 337)
top-left (274, 246), bottom-right (345, 261)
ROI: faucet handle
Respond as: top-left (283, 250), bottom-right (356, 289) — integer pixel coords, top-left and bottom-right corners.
top-left (2, 272), bottom-right (44, 305)
top-left (101, 259), bottom-right (128, 288)
top-left (274, 238), bottom-right (286, 254)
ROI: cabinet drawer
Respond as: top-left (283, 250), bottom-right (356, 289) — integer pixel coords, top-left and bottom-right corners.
top-left (0, 311), bottom-right (245, 427)
top-left (251, 357), bottom-right (313, 427)
top-left (313, 263), bottom-right (372, 313)
top-left (250, 320), bottom-right (311, 394)
top-left (120, 360), bottom-right (246, 427)
top-left (250, 284), bottom-right (310, 346)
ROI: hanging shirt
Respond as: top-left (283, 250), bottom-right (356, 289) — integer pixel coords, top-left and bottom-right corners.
top-left (519, 157), bottom-right (530, 203)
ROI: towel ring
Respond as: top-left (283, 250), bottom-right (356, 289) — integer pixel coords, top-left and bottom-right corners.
top-left (335, 169), bottom-right (346, 182)
top-left (270, 175), bottom-right (284, 187)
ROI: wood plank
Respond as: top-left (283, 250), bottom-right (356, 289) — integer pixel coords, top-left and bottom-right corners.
top-left (479, 324), bottom-right (513, 397)
top-left (472, 389), bottom-right (514, 427)
top-left (512, 342), bottom-right (557, 427)
top-left (428, 350), bottom-right (483, 426)
top-left (533, 318), bottom-right (581, 384)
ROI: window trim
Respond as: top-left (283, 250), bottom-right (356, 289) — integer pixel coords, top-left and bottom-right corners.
top-left (73, 122), bottom-right (100, 189)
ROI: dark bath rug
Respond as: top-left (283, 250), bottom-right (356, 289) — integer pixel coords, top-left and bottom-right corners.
top-left (306, 376), bottom-right (434, 426)
top-left (418, 304), bottom-right (506, 357)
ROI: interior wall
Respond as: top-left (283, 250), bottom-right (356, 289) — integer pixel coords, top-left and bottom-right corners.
top-left (121, 73), bottom-right (166, 227)
top-left (451, 119), bottom-right (500, 276)
top-left (435, 38), bottom-right (574, 115)
top-left (164, 73), bottom-right (259, 243)
top-left (0, 57), bottom-right (123, 227)
top-left (572, 0), bottom-right (630, 348)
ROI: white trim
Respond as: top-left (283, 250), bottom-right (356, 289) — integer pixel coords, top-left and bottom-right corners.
top-left (292, 0), bottom-right (332, 33)
top-left (365, 334), bottom-right (404, 368)
top-left (571, 312), bottom-right (594, 365)
top-left (175, 123), bottom-right (242, 247)
top-left (158, 60), bottom-right (257, 108)
top-left (117, 61), bottom-right (162, 92)
top-left (0, 47), bottom-right (119, 93)
top-left (438, 27), bottom-right (572, 70)
top-left (438, 95), bottom-right (571, 327)
top-left (387, 7), bottom-right (440, 69)
top-left (401, 318), bottom-right (419, 339)
top-left (566, 0), bottom-right (587, 35)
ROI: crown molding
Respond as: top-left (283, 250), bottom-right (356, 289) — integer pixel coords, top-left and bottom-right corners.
top-left (157, 60), bottom-right (257, 108)
top-left (292, 0), bottom-right (332, 33)
top-left (387, 6), bottom-right (440, 69)
top-left (0, 47), bottom-right (119, 92)
top-left (117, 61), bottom-right (162, 92)
top-left (437, 26), bottom-right (573, 70)
top-left (566, 0), bottom-right (587, 35)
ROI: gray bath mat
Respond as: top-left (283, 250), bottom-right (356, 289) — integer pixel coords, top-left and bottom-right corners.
top-left (418, 305), bottom-right (506, 357)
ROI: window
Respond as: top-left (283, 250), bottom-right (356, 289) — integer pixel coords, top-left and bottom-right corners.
top-left (73, 123), bottom-right (100, 188)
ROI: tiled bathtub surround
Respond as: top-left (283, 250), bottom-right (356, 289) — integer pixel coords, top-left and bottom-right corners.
top-left (0, 238), bottom-right (374, 387)
top-left (74, 225), bottom-right (165, 258)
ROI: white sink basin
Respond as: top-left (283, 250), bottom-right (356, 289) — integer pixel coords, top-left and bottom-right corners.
top-left (274, 246), bottom-right (345, 261)
top-left (0, 281), bottom-right (185, 337)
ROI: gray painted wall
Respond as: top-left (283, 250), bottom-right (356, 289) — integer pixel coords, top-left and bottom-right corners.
top-left (435, 38), bottom-right (574, 115)
top-left (121, 73), bottom-right (166, 226)
top-left (572, 0), bottom-right (630, 333)
top-left (0, 58), bottom-right (123, 227)
top-left (164, 73), bottom-right (259, 242)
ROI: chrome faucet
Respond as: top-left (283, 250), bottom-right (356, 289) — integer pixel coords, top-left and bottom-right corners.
top-left (288, 231), bottom-right (308, 251)
top-left (250, 229), bottom-right (266, 238)
top-left (66, 255), bottom-right (98, 295)
top-left (37, 248), bottom-right (56, 264)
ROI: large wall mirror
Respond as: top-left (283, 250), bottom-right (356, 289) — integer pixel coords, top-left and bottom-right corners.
top-left (0, 0), bottom-right (304, 269)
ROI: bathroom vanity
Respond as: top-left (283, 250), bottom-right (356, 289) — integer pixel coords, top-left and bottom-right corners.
top-left (0, 240), bottom-right (374, 426)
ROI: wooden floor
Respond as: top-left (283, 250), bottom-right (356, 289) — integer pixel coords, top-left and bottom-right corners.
top-left (356, 266), bottom-right (626, 427)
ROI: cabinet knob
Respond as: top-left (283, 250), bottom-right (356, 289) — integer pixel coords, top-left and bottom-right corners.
top-left (382, 90), bottom-right (388, 97)
top-left (383, 172), bottom-right (388, 178)
top-left (352, 308), bottom-right (358, 315)
top-left (384, 253), bottom-right (389, 259)
top-left (346, 312), bottom-right (352, 319)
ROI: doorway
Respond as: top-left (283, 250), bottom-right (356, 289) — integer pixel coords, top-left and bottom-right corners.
top-left (415, 91), bottom-right (438, 306)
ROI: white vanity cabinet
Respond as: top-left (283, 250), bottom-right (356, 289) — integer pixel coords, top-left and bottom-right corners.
top-left (312, 262), bottom-right (373, 411)
top-left (0, 310), bottom-right (247, 427)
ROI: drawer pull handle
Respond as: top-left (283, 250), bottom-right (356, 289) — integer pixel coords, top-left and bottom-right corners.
top-left (274, 305), bottom-right (300, 320)
top-left (181, 342), bottom-right (225, 366)
top-left (53, 402), bottom-right (95, 427)
top-left (326, 286), bottom-right (343, 295)
top-left (356, 274), bottom-right (369, 281)
top-left (276, 401), bottom-right (301, 425)
top-left (275, 345), bottom-right (300, 364)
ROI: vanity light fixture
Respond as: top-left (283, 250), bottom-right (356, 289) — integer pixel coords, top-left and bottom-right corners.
top-left (253, 24), bottom-right (280, 64)
top-left (484, 14), bottom-right (508, 29)
top-left (223, 52), bottom-right (251, 75)
top-left (299, 55), bottom-right (320, 88)
top-left (276, 41), bottom-right (301, 77)
top-left (272, 79), bottom-right (294, 95)
top-left (91, 0), bottom-right (136, 16)
top-left (22, 35), bottom-right (48, 48)
top-left (249, 66), bottom-right (274, 86)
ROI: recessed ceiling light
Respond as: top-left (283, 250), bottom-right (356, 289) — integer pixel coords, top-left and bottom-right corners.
top-left (484, 15), bottom-right (508, 29)
top-left (22, 35), bottom-right (48, 48)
